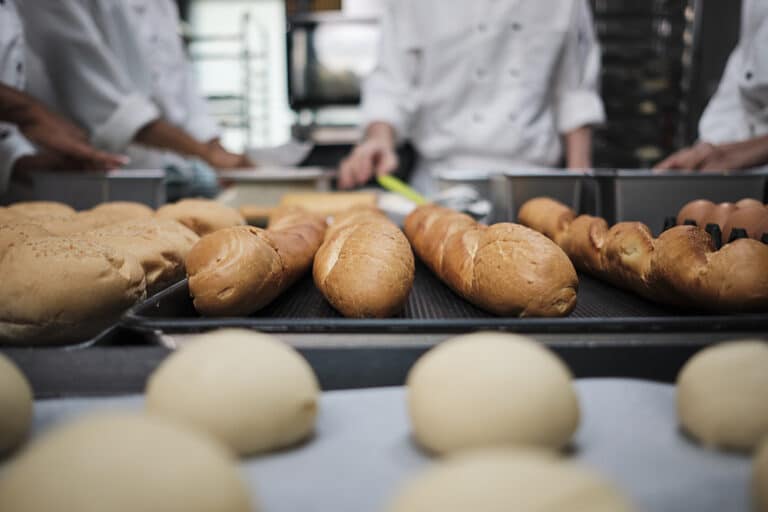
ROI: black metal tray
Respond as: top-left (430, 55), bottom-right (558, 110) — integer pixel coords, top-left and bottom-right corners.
top-left (122, 262), bottom-right (768, 334)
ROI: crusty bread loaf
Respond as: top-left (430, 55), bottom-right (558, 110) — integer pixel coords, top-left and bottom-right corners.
top-left (516, 197), bottom-right (576, 245)
top-left (6, 201), bottom-right (75, 220)
top-left (82, 218), bottom-right (199, 294)
top-left (89, 201), bottom-right (154, 221)
top-left (313, 208), bottom-right (414, 318)
top-left (0, 223), bottom-right (51, 258)
top-left (405, 204), bottom-right (577, 317)
top-left (187, 208), bottom-right (326, 316)
top-left (0, 208), bottom-right (30, 225)
top-left (156, 199), bottom-right (245, 236)
top-left (0, 238), bottom-right (147, 345)
top-left (279, 191), bottom-right (378, 218)
top-left (520, 197), bottom-right (768, 312)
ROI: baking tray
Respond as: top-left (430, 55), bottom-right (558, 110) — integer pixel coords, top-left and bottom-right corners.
top-left (122, 262), bottom-right (768, 335)
top-left (7, 379), bottom-right (752, 512)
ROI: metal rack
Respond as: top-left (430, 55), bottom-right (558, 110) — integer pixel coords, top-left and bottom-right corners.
top-left (186, 12), bottom-right (271, 147)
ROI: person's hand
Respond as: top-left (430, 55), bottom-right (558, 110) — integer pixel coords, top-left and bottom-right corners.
top-left (17, 103), bottom-right (128, 170)
top-left (204, 139), bottom-right (252, 169)
top-left (654, 142), bottom-right (727, 171)
top-left (338, 137), bottom-right (398, 189)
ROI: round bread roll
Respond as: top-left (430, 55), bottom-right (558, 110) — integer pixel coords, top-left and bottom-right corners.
top-left (156, 199), bottom-right (245, 236)
top-left (90, 201), bottom-right (154, 220)
top-left (0, 223), bottom-right (50, 258)
top-left (0, 238), bottom-right (147, 345)
top-left (471, 224), bottom-right (578, 317)
top-left (677, 340), bottom-right (768, 451)
top-left (146, 329), bottom-right (320, 455)
top-left (676, 199), bottom-right (715, 227)
top-left (385, 449), bottom-right (636, 512)
top-left (723, 206), bottom-right (768, 241)
top-left (83, 218), bottom-right (199, 294)
top-left (736, 198), bottom-right (764, 210)
top-left (0, 353), bottom-right (33, 455)
top-left (6, 201), bottom-right (76, 220)
top-left (406, 332), bottom-right (579, 455)
top-left (754, 438), bottom-right (768, 512)
top-left (701, 202), bottom-right (737, 230)
top-left (0, 413), bottom-right (253, 512)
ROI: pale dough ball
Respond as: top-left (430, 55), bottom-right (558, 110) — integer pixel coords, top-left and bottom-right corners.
top-left (146, 329), bottom-right (320, 456)
top-left (755, 438), bottom-right (768, 512)
top-left (385, 449), bottom-right (637, 512)
top-left (0, 413), bottom-right (253, 512)
top-left (677, 340), bottom-right (768, 451)
top-left (0, 353), bottom-right (33, 455)
top-left (406, 332), bottom-right (579, 455)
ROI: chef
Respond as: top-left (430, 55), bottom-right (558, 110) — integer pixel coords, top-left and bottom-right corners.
top-left (338, 0), bottom-right (606, 192)
top-left (17, 0), bottom-right (250, 199)
top-left (0, 0), bottom-right (124, 195)
top-left (655, 0), bottom-right (768, 171)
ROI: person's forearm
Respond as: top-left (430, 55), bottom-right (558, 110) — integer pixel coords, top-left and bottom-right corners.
top-left (135, 119), bottom-right (209, 160)
top-left (564, 126), bottom-right (592, 169)
top-left (719, 135), bottom-right (768, 169)
top-left (0, 84), bottom-right (41, 126)
top-left (365, 122), bottom-right (396, 147)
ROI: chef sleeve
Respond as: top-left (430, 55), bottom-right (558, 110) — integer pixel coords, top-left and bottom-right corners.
top-left (359, 0), bottom-right (419, 141)
top-left (698, 45), bottom-right (747, 143)
top-left (553, 0), bottom-right (606, 134)
top-left (0, 123), bottom-right (35, 194)
top-left (17, 1), bottom-right (159, 153)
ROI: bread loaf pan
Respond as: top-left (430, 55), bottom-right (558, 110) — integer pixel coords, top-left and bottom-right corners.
top-left (122, 262), bottom-right (768, 335)
top-left (598, 169), bottom-right (768, 233)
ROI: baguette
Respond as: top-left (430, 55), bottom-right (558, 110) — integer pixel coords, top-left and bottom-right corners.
top-left (518, 197), bottom-right (768, 312)
top-left (313, 208), bottom-right (414, 318)
top-left (404, 204), bottom-right (577, 317)
top-left (186, 207), bottom-right (326, 316)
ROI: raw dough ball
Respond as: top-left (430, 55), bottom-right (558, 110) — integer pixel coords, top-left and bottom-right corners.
top-left (385, 449), bottom-right (637, 512)
top-left (755, 439), bottom-right (768, 512)
top-left (0, 353), bottom-right (33, 455)
top-left (677, 340), bottom-right (768, 451)
top-left (146, 329), bottom-right (320, 455)
top-left (406, 332), bottom-right (579, 455)
top-left (0, 413), bottom-right (253, 512)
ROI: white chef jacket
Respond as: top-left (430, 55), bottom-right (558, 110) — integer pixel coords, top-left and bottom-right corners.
top-left (18, 0), bottom-right (220, 170)
top-left (0, 0), bottom-right (35, 194)
top-left (699, 0), bottom-right (768, 144)
top-left (361, 0), bottom-right (605, 181)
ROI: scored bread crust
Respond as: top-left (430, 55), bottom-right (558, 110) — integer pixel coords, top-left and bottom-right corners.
top-left (518, 197), bottom-right (768, 312)
top-left (186, 208), bottom-right (326, 316)
top-left (313, 209), bottom-right (415, 318)
top-left (405, 204), bottom-right (578, 317)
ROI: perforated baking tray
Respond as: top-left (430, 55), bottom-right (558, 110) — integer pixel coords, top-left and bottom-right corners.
top-left (122, 262), bottom-right (768, 334)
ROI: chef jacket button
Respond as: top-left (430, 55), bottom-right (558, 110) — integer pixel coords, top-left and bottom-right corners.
top-left (472, 113), bottom-right (484, 123)
top-left (746, 71), bottom-right (753, 81)
top-left (477, 23), bottom-right (487, 32)
top-left (16, 61), bottom-right (22, 74)
top-left (508, 68), bottom-right (519, 77)
top-left (0, 0), bottom-right (6, 6)
top-left (475, 68), bottom-right (486, 79)
top-left (511, 22), bottom-right (522, 31)
top-left (0, 130), bottom-right (9, 140)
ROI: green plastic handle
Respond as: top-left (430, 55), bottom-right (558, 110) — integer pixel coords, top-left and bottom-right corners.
top-left (377, 175), bottom-right (429, 205)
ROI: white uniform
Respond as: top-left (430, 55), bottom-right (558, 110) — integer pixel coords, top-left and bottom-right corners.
top-left (0, 0), bottom-right (35, 194)
top-left (361, 0), bottom-right (605, 191)
top-left (699, 0), bottom-right (768, 144)
top-left (17, 0), bottom-right (219, 171)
